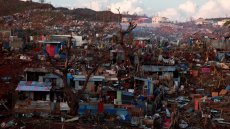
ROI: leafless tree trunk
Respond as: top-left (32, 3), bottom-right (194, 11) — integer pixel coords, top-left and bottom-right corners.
top-left (45, 19), bottom-right (137, 116)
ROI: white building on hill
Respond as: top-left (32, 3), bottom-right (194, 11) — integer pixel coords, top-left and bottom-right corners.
top-left (152, 16), bottom-right (170, 23)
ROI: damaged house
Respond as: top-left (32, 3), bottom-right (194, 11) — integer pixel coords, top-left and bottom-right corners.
top-left (14, 68), bottom-right (66, 115)
top-left (73, 75), bottom-right (105, 92)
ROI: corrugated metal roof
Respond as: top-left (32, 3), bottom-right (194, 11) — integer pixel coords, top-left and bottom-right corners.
top-left (73, 75), bottom-right (105, 81)
top-left (24, 68), bottom-right (48, 73)
top-left (142, 65), bottom-right (176, 72)
top-left (16, 81), bottom-right (52, 92)
top-left (39, 40), bottom-right (62, 44)
top-left (44, 74), bottom-right (59, 78)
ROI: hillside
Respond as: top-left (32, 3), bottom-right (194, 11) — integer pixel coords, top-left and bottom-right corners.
top-left (0, 1), bottom-right (129, 22)
top-left (0, 0), bottom-right (54, 16)
top-left (70, 8), bottom-right (120, 22)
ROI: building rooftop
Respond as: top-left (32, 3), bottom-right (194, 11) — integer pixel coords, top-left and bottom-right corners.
top-left (24, 68), bottom-right (48, 73)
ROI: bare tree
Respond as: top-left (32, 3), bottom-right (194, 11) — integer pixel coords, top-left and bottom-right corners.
top-left (44, 16), bottom-right (137, 116)
top-left (116, 7), bottom-right (137, 67)
top-left (44, 37), bottom-right (111, 115)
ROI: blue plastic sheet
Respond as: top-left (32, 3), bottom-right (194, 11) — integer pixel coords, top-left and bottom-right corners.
top-left (226, 85), bottom-right (230, 91)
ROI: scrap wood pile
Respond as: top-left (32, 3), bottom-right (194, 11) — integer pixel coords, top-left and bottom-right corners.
top-left (177, 112), bottom-right (203, 128)
top-left (1, 118), bottom-right (96, 129)
top-left (129, 108), bottom-right (144, 117)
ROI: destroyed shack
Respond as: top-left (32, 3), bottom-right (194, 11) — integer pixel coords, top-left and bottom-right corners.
top-left (210, 37), bottom-right (230, 51)
top-left (110, 49), bottom-right (125, 64)
top-left (133, 37), bottom-right (151, 50)
top-left (15, 81), bottom-right (52, 114)
top-left (73, 75), bottom-right (105, 92)
top-left (40, 40), bottom-right (64, 58)
top-left (9, 36), bottom-right (23, 50)
top-left (14, 68), bottom-right (65, 115)
top-left (134, 77), bottom-right (154, 97)
top-left (50, 35), bottom-right (88, 47)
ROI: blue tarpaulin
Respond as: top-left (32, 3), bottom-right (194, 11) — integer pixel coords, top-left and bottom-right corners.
top-left (54, 46), bottom-right (59, 55)
top-left (60, 53), bottom-right (66, 59)
top-left (78, 105), bottom-right (130, 121)
top-left (3, 41), bottom-right (9, 49)
top-left (148, 80), bottom-right (150, 96)
top-left (116, 109), bottom-right (131, 121)
top-left (67, 73), bottom-right (73, 86)
top-left (178, 63), bottom-right (188, 71)
top-left (217, 53), bottom-right (225, 62)
top-left (226, 85), bottom-right (230, 91)
top-left (122, 92), bottom-right (134, 96)
top-left (226, 53), bottom-right (230, 57)
top-left (138, 96), bottom-right (145, 101)
top-left (163, 47), bottom-right (168, 52)
top-left (188, 37), bottom-right (193, 46)
top-left (78, 105), bottom-right (97, 115)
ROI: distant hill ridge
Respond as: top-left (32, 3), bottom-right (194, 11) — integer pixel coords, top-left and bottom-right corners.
top-left (70, 8), bottom-right (120, 22)
top-left (0, 0), bottom-right (54, 16)
top-left (0, 0), bottom-right (141, 22)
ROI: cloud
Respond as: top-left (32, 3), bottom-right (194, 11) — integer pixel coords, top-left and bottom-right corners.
top-left (71, 0), bottom-right (144, 15)
top-left (109, 0), bottom-right (144, 14)
top-left (157, 0), bottom-right (230, 21)
top-left (158, 8), bottom-right (180, 20)
top-left (157, 0), bottom-right (196, 21)
top-left (77, 0), bottom-right (108, 11)
top-left (178, 0), bottom-right (196, 16)
top-left (195, 0), bottom-right (230, 18)
top-left (32, 0), bottom-right (230, 21)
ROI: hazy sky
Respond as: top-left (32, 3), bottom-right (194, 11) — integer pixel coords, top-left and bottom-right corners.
top-left (29, 0), bottom-right (230, 21)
